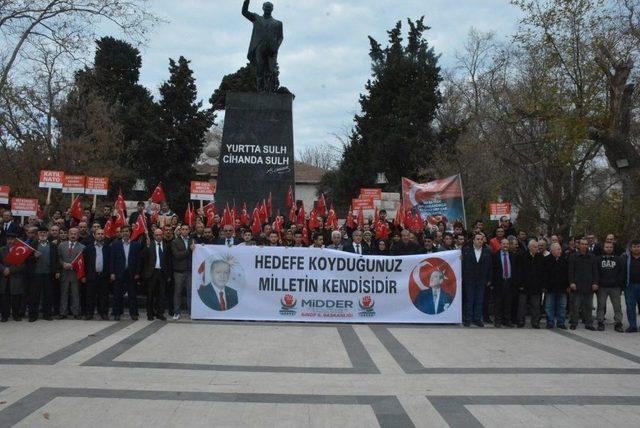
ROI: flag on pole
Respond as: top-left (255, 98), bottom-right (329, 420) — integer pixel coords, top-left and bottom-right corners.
top-left (286, 186), bottom-right (294, 209)
top-left (71, 251), bottom-right (86, 280)
top-left (131, 212), bottom-right (148, 241)
top-left (2, 239), bottom-right (35, 265)
top-left (70, 196), bottom-right (84, 221)
top-left (317, 193), bottom-right (327, 216)
top-left (150, 183), bottom-right (166, 203)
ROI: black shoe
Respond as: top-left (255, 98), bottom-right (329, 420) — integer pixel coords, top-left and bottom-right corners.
top-left (44, 316), bottom-right (53, 321)
top-left (58, 315), bottom-right (67, 320)
top-left (113, 315), bottom-right (121, 321)
top-left (570, 325), bottom-right (577, 330)
top-left (494, 323), bottom-right (502, 328)
top-left (0, 318), bottom-right (7, 323)
top-left (13, 316), bottom-right (22, 321)
top-left (156, 315), bottom-right (167, 321)
top-left (131, 315), bottom-right (139, 321)
top-left (597, 323), bottom-right (605, 331)
top-left (557, 324), bottom-right (567, 330)
top-left (73, 315), bottom-right (81, 320)
top-left (517, 323), bottom-right (525, 329)
top-left (28, 317), bottom-right (37, 323)
top-left (100, 314), bottom-right (109, 321)
top-left (585, 325), bottom-right (596, 331)
top-left (615, 324), bottom-right (624, 333)
top-left (503, 323), bottom-right (514, 328)
top-left (546, 324), bottom-right (554, 329)
top-left (625, 327), bottom-right (638, 333)
top-left (473, 321), bottom-right (484, 328)
top-left (147, 316), bottom-right (154, 321)
top-left (463, 322), bottom-right (471, 327)
top-left (84, 315), bottom-right (93, 321)
top-left (484, 317), bottom-right (494, 324)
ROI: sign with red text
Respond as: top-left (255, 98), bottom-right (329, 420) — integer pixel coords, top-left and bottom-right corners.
top-left (85, 177), bottom-right (110, 196)
top-left (38, 170), bottom-right (64, 189)
top-left (352, 198), bottom-right (375, 210)
top-left (489, 202), bottom-right (511, 221)
top-left (10, 198), bottom-right (38, 217)
top-left (360, 188), bottom-right (383, 200)
top-left (62, 175), bottom-right (86, 194)
top-left (402, 175), bottom-right (467, 232)
top-left (190, 181), bottom-right (216, 201)
top-left (0, 185), bottom-right (9, 204)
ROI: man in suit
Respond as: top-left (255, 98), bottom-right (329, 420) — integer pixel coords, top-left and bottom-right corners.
top-left (109, 225), bottom-right (141, 320)
top-left (170, 224), bottom-right (193, 320)
top-left (0, 232), bottom-right (28, 321)
top-left (461, 233), bottom-right (492, 327)
top-left (492, 238), bottom-right (515, 328)
top-left (517, 239), bottom-right (547, 329)
top-left (140, 228), bottom-right (170, 321)
top-left (391, 230), bottom-right (421, 256)
top-left (1, 211), bottom-right (22, 247)
top-left (58, 228), bottom-right (85, 319)
top-left (216, 225), bottom-right (237, 247)
top-left (568, 238), bottom-right (599, 330)
top-left (414, 268), bottom-right (454, 315)
top-left (198, 259), bottom-right (238, 311)
top-left (84, 228), bottom-right (111, 320)
top-left (327, 231), bottom-right (344, 251)
top-left (344, 231), bottom-right (371, 255)
top-left (29, 226), bottom-right (59, 322)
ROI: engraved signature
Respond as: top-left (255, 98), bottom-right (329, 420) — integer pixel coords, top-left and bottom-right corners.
top-left (266, 166), bottom-right (291, 175)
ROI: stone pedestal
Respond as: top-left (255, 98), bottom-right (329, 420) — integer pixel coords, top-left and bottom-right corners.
top-left (216, 92), bottom-right (295, 214)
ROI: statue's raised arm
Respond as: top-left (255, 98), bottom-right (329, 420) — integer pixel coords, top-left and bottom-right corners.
top-left (242, 0), bottom-right (256, 22)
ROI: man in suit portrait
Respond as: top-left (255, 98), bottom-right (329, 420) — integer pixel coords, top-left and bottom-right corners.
top-left (198, 259), bottom-right (238, 311)
top-left (413, 268), bottom-right (454, 315)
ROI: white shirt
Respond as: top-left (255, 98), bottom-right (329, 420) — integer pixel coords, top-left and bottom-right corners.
top-left (432, 287), bottom-right (440, 309)
top-left (123, 240), bottom-right (130, 269)
top-left (154, 241), bottom-right (163, 269)
top-left (474, 247), bottom-right (482, 262)
top-left (95, 243), bottom-right (104, 273)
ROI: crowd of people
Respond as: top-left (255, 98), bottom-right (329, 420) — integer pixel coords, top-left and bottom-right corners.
top-left (0, 200), bottom-right (638, 334)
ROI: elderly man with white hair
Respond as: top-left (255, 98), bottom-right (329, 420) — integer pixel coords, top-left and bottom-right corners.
top-left (326, 231), bottom-right (344, 251)
top-left (544, 243), bottom-right (569, 329)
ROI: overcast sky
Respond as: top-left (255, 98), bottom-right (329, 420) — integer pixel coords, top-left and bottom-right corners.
top-left (107, 0), bottom-right (523, 151)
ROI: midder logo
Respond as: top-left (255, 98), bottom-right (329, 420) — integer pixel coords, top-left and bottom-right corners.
top-left (279, 294), bottom-right (297, 315)
top-left (358, 296), bottom-right (376, 317)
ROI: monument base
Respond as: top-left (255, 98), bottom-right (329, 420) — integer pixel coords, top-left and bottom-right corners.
top-left (216, 92), bottom-right (295, 214)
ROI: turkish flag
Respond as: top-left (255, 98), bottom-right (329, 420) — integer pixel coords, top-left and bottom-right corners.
top-left (302, 226), bottom-right (309, 246)
top-left (404, 209), bottom-right (413, 230)
top-left (357, 206), bottom-right (364, 226)
top-left (251, 207), bottom-right (261, 235)
top-left (240, 203), bottom-right (249, 226)
top-left (346, 205), bottom-right (355, 229)
top-left (266, 193), bottom-right (272, 218)
top-left (272, 215), bottom-right (283, 233)
top-left (3, 239), bottom-right (35, 266)
top-left (223, 204), bottom-right (233, 229)
top-left (71, 251), bottom-right (86, 280)
top-left (288, 204), bottom-right (296, 224)
top-left (309, 209), bottom-right (320, 230)
top-left (131, 212), bottom-right (147, 241)
top-left (115, 191), bottom-right (127, 215)
top-left (394, 203), bottom-right (404, 228)
top-left (114, 207), bottom-right (126, 229)
top-left (70, 196), bottom-right (83, 221)
top-left (103, 218), bottom-right (116, 239)
top-left (150, 205), bottom-right (159, 226)
top-left (286, 186), bottom-right (294, 209)
top-left (326, 205), bottom-right (338, 230)
top-left (150, 183), bottom-right (166, 203)
top-left (204, 202), bottom-right (216, 227)
top-left (317, 193), bottom-right (326, 216)
top-left (412, 212), bottom-right (424, 233)
top-left (259, 200), bottom-right (268, 223)
top-left (184, 204), bottom-right (195, 228)
top-left (375, 221), bottom-right (390, 239)
top-left (374, 206), bottom-right (379, 225)
top-left (296, 204), bottom-right (306, 226)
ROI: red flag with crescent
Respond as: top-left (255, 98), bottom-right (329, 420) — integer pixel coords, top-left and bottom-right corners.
top-left (131, 212), bottom-right (148, 241)
top-left (71, 251), bottom-right (86, 280)
top-left (3, 239), bottom-right (35, 266)
top-left (286, 186), bottom-right (294, 209)
top-left (346, 205), bottom-right (355, 229)
top-left (70, 196), bottom-right (83, 221)
top-left (150, 183), bottom-right (166, 204)
top-left (103, 218), bottom-right (116, 239)
top-left (317, 193), bottom-right (327, 216)
top-left (115, 191), bottom-right (127, 215)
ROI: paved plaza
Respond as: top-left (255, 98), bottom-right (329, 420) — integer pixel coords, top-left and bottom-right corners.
top-left (1, 305), bottom-right (640, 427)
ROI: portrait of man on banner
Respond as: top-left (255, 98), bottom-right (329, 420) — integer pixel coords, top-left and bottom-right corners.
top-left (409, 258), bottom-right (457, 315)
top-left (197, 254), bottom-right (244, 311)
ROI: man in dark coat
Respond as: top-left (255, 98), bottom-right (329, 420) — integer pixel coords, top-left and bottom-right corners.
top-left (544, 243), bottom-right (569, 329)
top-left (492, 238), bottom-right (516, 327)
top-left (0, 233), bottom-right (27, 321)
top-left (140, 229), bottom-right (171, 321)
top-left (84, 228), bottom-right (111, 320)
top-left (29, 226), bottom-right (59, 322)
top-left (517, 239), bottom-right (547, 329)
top-left (461, 233), bottom-right (492, 327)
top-left (568, 238), bottom-right (599, 330)
top-left (391, 230), bottom-right (421, 256)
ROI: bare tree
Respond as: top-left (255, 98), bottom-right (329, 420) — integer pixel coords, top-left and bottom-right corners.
top-left (296, 142), bottom-right (342, 171)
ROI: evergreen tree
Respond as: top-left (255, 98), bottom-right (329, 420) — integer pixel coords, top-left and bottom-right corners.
top-left (156, 56), bottom-right (215, 210)
top-left (323, 18), bottom-right (442, 207)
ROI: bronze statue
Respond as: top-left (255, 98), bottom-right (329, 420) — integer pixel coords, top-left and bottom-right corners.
top-left (242, 0), bottom-right (283, 92)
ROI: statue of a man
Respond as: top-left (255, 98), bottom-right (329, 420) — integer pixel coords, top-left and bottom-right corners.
top-left (242, 0), bottom-right (283, 92)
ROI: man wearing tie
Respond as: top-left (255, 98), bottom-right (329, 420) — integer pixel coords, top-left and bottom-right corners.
top-left (198, 259), bottom-right (238, 311)
top-left (1, 211), bottom-right (22, 247)
top-left (109, 225), bottom-right (141, 320)
top-left (141, 229), bottom-right (171, 321)
top-left (216, 225), bottom-right (236, 246)
top-left (84, 228), bottom-right (111, 320)
top-left (57, 228), bottom-right (85, 319)
top-left (492, 238), bottom-right (515, 328)
top-left (344, 231), bottom-right (370, 255)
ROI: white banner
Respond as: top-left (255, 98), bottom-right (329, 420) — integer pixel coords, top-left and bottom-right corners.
top-left (191, 246), bottom-right (462, 324)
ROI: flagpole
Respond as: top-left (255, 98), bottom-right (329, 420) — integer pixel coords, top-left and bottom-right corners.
top-left (46, 188), bottom-right (52, 205)
top-left (17, 238), bottom-right (38, 252)
top-left (92, 195), bottom-right (97, 211)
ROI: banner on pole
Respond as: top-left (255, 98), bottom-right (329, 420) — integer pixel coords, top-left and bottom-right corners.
top-left (62, 175), bottom-right (86, 194)
top-left (190, 181), bottom-right (216, 201)
top-left (352, 198), bottom-right (375, 210)
top-left (38, 170), bottom-right (64, 189)
top-left (10, 198), bottom-right (38, 217)
top-left (192, 246), bottom-right (462, 324)
top-left (85, 177), bottom-right (109, 196)
top-left (489, 202), bottom-right (511, 221)
top-left (402, 175), bottom-right (467, 233)
top-left (0, 185), bottom-right (9, 204)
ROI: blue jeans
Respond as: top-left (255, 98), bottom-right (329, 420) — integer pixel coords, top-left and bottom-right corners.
top-left (463, 281), bottom-right (485, 323)
top-left (625, 283), bottom-right (640, 328)
top-left (545, 292), bottom-right (567, 326)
